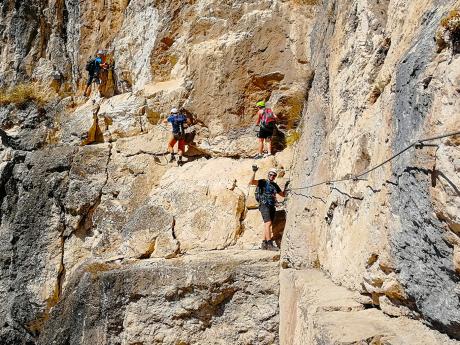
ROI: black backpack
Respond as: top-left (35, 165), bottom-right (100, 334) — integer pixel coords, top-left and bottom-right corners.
top-left (85, 58), bottom-right (95, 72)
top-left (255, 180), bottom-right (270, 203)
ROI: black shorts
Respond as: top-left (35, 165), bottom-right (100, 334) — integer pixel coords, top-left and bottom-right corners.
top-left (86, 74), bottom-right (100, 86)
top-left (258, 126), bottom-right (274, 139)
top-left (259, 204), bottom-right (276, 223)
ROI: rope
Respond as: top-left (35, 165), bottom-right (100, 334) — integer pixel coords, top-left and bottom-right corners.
top-left (288, 130), bottom-right (460, 192)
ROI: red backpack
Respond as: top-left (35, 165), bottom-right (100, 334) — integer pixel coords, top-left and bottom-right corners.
top-left (261, 108), bottom-right (276, 129)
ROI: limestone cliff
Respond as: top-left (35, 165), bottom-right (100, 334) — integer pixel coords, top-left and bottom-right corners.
top-left (0, 0), bottom-right (459, 344)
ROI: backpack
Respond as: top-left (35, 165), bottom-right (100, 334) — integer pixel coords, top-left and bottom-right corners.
top-left (85, 58), bottom-right (96, 72)
top-left (260, 108), bottom-right (276, 129)
top-left (255, 180), bottom-right (271, 204)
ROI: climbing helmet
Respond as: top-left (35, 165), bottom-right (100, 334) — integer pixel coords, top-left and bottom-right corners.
top-left (268, 168), bottom-right (277, 176)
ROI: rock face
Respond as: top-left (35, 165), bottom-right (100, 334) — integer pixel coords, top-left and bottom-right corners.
top-left (0, 0), bottom-right (459, 344)
top-left (280, 269), bottom-right (458, 345)
top-left (1, 0), bottom-right (312, 153)
top-left (282, 0), bottom-right (460, 342)
top-left (39, 251), bottom-right (280, 345)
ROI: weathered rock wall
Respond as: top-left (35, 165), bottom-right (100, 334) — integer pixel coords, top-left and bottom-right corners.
top-left (282, 0), bottom-right (460, 341)
top-left (1, 0), bottom-right (312, 139)
top-left (39, 251), bottom-right (280, 345)
top-left (1, 2), bottom-right (309, 343)
top-left (0, 0), bottom-right (459, 344)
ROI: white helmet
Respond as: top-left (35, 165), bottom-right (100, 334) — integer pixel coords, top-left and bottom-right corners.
top-left (170, 108), bottom-right (178, 114)
top-left (268, 168), bottom-right (278, 176)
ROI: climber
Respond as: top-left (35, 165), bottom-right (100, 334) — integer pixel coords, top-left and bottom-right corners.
top-left (254, 101), bottom-right (278, 159)
top-left (249, 165), bottom-right (288, 251)
top-left (163, 108), bottom-right (190, 164)
top-left (84, 50), bottom-right (108, 97)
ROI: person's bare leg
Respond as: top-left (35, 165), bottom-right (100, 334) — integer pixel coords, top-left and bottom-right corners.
top-left (258, 138), bottom-right (264, 155)
top-left (178, 140), bottom-right (185, 160)
top-left (264, 221), bottom-right (272, 241)
top-left (267, 138), bottom-right (272, 155)
top-left (167, 137), bottom-right (176, 161)
top-left (269, 222), bottom-right (274, 240)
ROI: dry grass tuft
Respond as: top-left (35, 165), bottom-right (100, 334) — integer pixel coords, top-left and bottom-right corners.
top-left (368, 75), bottom-right (391, 104)
top-left (436, 10), bottom-right (460, 52)
top-left (292, 0), bottom-right (320, 5)
top-left (441, 10), bottom-right (460, 31)
top-left (0, 83), bottom-right (51, 108)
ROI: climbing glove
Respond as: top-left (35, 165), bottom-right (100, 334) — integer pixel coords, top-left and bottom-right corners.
top-left (284, 180), bottom-right (290, 192)
top-left (252, 165), bottom-right (259, 172)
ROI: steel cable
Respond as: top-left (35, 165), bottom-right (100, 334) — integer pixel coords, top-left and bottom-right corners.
top-left (288, 130), bottom-right (460, 192)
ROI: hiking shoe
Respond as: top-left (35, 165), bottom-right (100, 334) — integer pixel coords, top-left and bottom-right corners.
top-left (254, 154), bottom-right (263, 160)
top-left (177, 157), bottom-right (183, 166)
top-left (266, 241), bottom-right (280, 251)
top-left (168, 153), bottom-right (176, 162)
top-left (260, 241), bottom-right (268, 250)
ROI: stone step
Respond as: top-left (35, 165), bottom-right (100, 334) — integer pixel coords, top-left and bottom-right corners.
top-left (39, 250), bottom-right (280, 345)
top-left (280, 269), bottom-right (457, 345)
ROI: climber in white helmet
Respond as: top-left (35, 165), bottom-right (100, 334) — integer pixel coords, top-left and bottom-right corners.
top-left (162, 108), bottom-right (190, 165)
top-left (249, 166), bottom-right (289, 251)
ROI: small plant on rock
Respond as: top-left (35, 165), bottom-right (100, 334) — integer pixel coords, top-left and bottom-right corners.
top-left (286, 129), bottom-right (301, 146)
top-left (435, 10), bottom-right (460, 53)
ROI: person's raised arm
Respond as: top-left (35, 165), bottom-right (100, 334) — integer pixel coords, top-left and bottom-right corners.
top-left (249, 165), bottom-right (259, 186)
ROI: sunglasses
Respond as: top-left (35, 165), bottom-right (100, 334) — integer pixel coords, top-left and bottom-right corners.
top-left (268, 173), bottom-right (277, 177)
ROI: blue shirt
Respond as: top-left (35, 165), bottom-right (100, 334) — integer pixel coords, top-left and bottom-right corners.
top-left (167, 114), bottom-right (187, 134)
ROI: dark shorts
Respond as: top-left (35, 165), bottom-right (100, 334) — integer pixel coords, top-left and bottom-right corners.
top-left (258, 126), bottom-right (274, 139)
top-left (259, 204), bottom-right (276, 223)
top-left (86, 73), bottom-right (100, 86)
